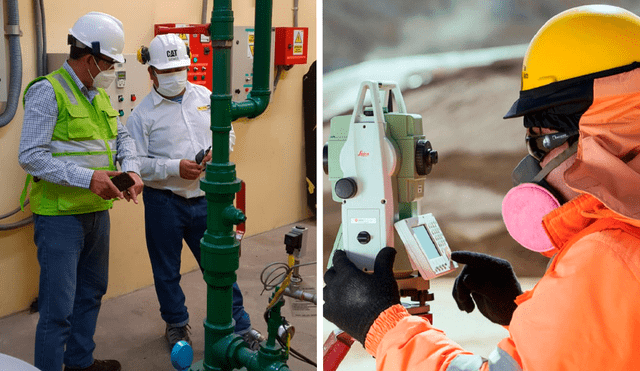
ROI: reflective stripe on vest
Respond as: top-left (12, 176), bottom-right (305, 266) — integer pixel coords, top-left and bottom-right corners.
top-left (486, 347), bottom-right (522, 371)
top-left (49, 74), bottom-right (117, 169)
top-left (52, 73), bottom-right (78, 105)
top-left (50, 138), bottom-right (116, 154)
top-left (50, 138), bottom-right (117, 169)
top-left (446, 354), bottom-right (484, 371)
top-left (446, 348), bottom-right (522, 371)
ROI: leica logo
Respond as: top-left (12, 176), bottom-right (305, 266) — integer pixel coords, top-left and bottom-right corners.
top-left (357, 150), bottom-right (370, 157)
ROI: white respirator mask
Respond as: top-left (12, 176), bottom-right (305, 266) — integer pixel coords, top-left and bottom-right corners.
top-left (155, 69), bottom-right (188, 97)
top-left (89, 56), bottom-right (116, 89)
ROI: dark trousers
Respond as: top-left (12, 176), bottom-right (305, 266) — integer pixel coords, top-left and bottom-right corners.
top-left (142, 186), bottom-right (251, 333)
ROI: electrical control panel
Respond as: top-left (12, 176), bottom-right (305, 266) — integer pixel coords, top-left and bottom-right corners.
top-left (154, 24), bottom-right (212, 88)
top-left (274, 27), bottom-right (309, 65)
top-left (154, 24), bottom-right (274, 103)
top-left (47, 53), bottom-right (152, 125)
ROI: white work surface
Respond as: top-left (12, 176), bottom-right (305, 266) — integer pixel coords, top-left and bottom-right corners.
top-left (0, 353), bottom-right (40, 371)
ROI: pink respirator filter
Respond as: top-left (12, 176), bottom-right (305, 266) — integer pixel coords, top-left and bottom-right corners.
top-left (501, 183), bottom-right (560, 253)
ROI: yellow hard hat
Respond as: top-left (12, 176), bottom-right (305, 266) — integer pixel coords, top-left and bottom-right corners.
top-left (521, 5), bottom-right (640, 91)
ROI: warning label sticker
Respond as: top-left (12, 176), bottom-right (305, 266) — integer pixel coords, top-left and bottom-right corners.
top-left (293, 30), bottom-right (304, 56)
top-left (248, 32), bottom-right (255, 58)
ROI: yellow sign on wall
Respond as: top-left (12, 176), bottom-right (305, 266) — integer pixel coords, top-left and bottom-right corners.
top-left (293, 30), bottom-right (304, 55)
top-left (248, 32), bottom-right (255, 58)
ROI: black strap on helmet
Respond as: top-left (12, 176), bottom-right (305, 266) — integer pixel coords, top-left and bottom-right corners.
top-left (91, 41), bottom-right (101, 57)
top-left (68, 35), bottom-right (103, 58)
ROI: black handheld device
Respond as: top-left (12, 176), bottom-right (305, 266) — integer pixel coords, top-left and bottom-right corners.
top-left (110, 172), bottom-right (135, 191)
top-left (195, 146), bottom-right (212, 165)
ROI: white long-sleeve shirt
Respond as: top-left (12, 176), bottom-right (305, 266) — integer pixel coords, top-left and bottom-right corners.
top-left (126, 82), bottom-right (235, 199)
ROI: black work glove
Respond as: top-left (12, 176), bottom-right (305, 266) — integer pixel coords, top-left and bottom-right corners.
top-left (451, 251), bottom-right (523, 326)
top-left (323, 247), bottom-right (401, 344)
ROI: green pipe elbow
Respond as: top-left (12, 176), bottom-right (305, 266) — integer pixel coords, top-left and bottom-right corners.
top-left (247, 91), bottom-right (271, 118)
top-left (222, 205), bottom-right (246, 225)
top-left (231, 93), bottom-right (270, 121)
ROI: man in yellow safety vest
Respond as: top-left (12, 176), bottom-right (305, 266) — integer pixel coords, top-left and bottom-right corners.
top-left (18, 11), bottom-right (143, 371)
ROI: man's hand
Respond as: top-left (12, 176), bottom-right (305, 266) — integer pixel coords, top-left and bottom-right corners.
top-left (122, 172), bottom-right (144, 204)
top-left (451, 251), bottom-right (523, 326)
top-left (179, 159), bottom-right (204, 180)
top-left (90, 170), bottom-right (124, 200)
top-left (323, 247), bottom-right (400, 344)
top-left (202, 150), bottom-right (212, 165)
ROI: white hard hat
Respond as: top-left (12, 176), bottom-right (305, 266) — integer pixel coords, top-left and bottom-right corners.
top-left (148, 34), bottom-right (191, 70)
top-left (68, 12), bottom-right (125, 63)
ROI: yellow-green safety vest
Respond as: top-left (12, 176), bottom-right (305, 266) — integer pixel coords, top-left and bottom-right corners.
top-left (21, 67), bottom-right (120, 215)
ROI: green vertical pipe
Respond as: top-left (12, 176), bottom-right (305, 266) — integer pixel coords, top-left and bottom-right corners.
top-left (201, 0), bottom-right (279, 368)
top-left (249, 0), bottom-right (273, 100)
top-left (201, 0), bottom-right (241, 370)
top-left (231, 0), bottom-right (273, 120)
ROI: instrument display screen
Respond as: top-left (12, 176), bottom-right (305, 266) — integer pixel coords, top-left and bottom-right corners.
top-left (412, 225), bottom-right (441, 260)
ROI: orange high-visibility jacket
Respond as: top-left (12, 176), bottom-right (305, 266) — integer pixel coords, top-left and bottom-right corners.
top-left (363, 63), bottom-right (640, 371)
top-left (365, 195), bottom-right (640, 370)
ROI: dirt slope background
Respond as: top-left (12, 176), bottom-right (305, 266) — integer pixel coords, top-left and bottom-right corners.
top-left (323, 60), bottom-right (553, 277)
top-left (324, 0), bottom-right (640, 72)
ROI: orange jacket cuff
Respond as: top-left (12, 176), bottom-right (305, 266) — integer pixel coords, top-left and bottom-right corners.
top-left (364, 304), bottom-right (410, 356)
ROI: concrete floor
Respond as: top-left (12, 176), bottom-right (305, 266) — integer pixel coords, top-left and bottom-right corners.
top-left (0, 219), bottom-right (317, 371)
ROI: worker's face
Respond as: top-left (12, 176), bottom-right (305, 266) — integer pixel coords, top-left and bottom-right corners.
top-left (528, 127), bottom-right (581, 202)
top-left (87, 55), bottom-right (115, 75)
top-left (148, 66), bottom-right (188, 87)
top-left (85, 54), bottom-right (116, 88)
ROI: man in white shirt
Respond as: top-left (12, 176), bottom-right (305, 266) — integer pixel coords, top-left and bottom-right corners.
top-left (126, 33), bottom-right (261, 350)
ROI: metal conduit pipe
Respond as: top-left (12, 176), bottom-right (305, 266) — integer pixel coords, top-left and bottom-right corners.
top-left (34, 0), bottom-right (45, 76)
top-left (0, 0), bottom-right (23, 128)
top-left (0, 216), bottom-right (34, 231)
top-left (0, 199), bottom-right (33, 230)
top-left (1, 0), bottom-right (32, 229)
top-left (293, 0), bottom-right (299, 27)
top-left (201, 0), bottom-right (209, 24)
top-left (34, 0), bottom-right (44, 76)
top-left (0, 206), bottom-right (21, 220)
top-left (37, 0), bottom-right (47, 76)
